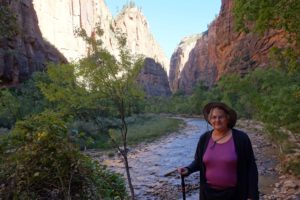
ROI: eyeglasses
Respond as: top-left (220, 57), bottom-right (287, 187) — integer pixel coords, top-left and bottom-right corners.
top-left (210, 115), bottom-right (226, 120)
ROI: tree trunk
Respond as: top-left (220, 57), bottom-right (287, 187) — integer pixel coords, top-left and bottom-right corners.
top-left (120, 107), bottom-right (135, 200)
top-left (123, 153), bottom-right (135, 200)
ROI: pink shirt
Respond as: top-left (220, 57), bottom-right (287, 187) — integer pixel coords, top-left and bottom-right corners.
top-left (203, 136), bottom-right (237, 189)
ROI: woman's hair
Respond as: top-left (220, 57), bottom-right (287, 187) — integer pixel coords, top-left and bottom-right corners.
top-left (203, 102), bottom-right (237, 128)
top-left (208, 107), bottom-right (230, 123)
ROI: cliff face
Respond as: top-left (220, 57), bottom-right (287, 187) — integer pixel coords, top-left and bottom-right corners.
top-left (115, 7), bottom-right (169, 74)
top-left (170, 0), bottom-right (288, 93)
top-left (33, 1), bottom-right (169, 71)
top-left (137, 58), bottom-right (171, 97)
top-left (114, 7), bottom-right (170, 96)
top-left (0, 0), bottom-right (66, 86)
top-left (32, 0), bottom-right (118, 61)
top-left (169, 34), bottom-right (201, 92)
top-left (1, 0), bottom-right (170, 96)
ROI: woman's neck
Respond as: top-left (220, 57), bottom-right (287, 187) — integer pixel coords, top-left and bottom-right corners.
top-left (213, 128), bottom-right (230, 137)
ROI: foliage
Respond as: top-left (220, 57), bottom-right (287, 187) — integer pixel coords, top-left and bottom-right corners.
top-left (0, 72), bottom-right (49, 128)
top-left (76, 27), bottom-right (144, 199)
top-left (37, 63), bottom-right (99, 118)
top-left (233, 0), bottom-right (300, 40)
top-left (0, 3), bottom-right (19, 38)
top-left (120, 1), bottom-right (137, 13)
top-left (233, 0), bottom-right (300, 71)
top-left (149, 67), bottom-right (300, 140)
top-left (246, 68), bottom-right (300, 133)
top-left (190, 82), bottom-right (221, 115)
top-left (38, 26), bottom-right (145, 155)
top-left (0, 23), bottom-right (147, 199)
top-left (145, 82), bottom-right (219, 115)
top-left (145, 94), bottom-right (193, 114)
top-left (269, 47), bottom-right (300, 73)
top-left (0, 111), bottom-right (126, 199)
top-left (0, 89), bottom-right (20, 128)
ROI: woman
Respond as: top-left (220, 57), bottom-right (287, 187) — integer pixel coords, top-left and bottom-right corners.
top-left (178, 102), bottom-right (259, 200)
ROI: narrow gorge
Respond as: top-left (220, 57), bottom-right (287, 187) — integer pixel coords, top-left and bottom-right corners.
top-left (1, 0), bottom-right (292, 95)
top-left (169, 0), bottom-right (289, 94)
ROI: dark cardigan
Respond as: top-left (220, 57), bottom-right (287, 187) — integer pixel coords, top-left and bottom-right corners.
top-left (186, 129), bottom-right (259, 200)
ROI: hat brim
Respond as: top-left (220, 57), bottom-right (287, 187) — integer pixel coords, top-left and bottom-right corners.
top-left (203, 102), bottom-right (237, 128)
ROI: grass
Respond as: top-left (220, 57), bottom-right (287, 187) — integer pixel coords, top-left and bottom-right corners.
top-left (125, 115), bottom-right (183, 145)
top-left (95, 114), bottom-right (184, 149)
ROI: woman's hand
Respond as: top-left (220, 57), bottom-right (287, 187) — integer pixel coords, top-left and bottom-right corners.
top-left (177, 167), bottom-right (189, 176)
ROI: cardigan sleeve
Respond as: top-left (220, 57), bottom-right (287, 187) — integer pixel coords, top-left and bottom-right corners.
top-left (186, 132), bottom-right (208, 175)
top-left (245, 134), bottom-right (259, 200)
top-left (186, 138), bottom-right (201, 174)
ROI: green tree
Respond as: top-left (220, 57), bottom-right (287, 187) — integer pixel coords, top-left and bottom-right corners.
top-left (38, 63), bottom-right (94, 117)
top-left (0, 89), bottom-right (21, 128)
top-left (190, 82), bottom-right (211, 114)
top-left (76, 28), bottom-right (144, 200)
top-left (0, 72), bottom-right (49, 128)
top-left (39, 26), bottom-right (144, 199)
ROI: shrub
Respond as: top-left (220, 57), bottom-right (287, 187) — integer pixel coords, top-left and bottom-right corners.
top-left (0, 111), bottom-right (126, 199)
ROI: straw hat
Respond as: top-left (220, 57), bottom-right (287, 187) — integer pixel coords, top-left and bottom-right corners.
top-left (202, 102), bottom-right (237, 128)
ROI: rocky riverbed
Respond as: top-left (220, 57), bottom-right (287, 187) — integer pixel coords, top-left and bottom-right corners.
top-left (237, 120), bottom-right (300, 200)
top-left (87, 118), bottom-right (300, 200)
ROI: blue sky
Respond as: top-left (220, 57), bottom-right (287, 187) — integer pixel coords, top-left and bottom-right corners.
top-left (105, 1), bottom-right (221, 59)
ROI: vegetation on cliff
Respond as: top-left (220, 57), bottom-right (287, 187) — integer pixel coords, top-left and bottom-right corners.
top-left (234, 0), bottom-right (300, 72)
top-left (0, 3), bottom-right (19, 38)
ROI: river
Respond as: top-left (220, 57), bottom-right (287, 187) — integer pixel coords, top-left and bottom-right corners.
top-left (88, 117), bottom-right (300, 199)
top-left (89, 117), bottom-right (207, 199)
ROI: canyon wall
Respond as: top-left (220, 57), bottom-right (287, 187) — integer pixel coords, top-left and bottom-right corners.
top-left (169, 0), bottom-right (288, 93)
top-left (0, 0), bottom-right (170, 96)
top-left (0, 0), bottom-right (66, 86)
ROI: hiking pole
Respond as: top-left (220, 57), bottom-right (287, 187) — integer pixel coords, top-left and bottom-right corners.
top-left (181, 174), bottom-right (186, 200)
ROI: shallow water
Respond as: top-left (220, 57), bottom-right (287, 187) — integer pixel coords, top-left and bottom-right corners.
top-left (89, 117), bottom-right (279, 199)
top-left (90, 118), bottom-right (208, 199)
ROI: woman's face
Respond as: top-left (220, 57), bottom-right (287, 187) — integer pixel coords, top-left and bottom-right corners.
top-left (209, 107), bottom-right (229, 131)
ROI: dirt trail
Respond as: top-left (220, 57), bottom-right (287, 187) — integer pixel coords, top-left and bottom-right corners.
top-left (88, 118), bottom-right (300, 200)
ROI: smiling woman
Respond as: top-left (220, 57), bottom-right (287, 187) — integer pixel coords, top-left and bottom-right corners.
top-left (106, 0), bottom-right (221, 58)
top-left (178, 102), bottom-right (259, 200)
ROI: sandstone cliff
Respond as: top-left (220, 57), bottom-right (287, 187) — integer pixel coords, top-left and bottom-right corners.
top-left (169, 34), bottom-right (201, 92)
top-left (0, 0), bottom-right (66, 86)
top-left (32, 1), bottom-right (169, 71)
top-left (32, 0), bottom-right (118, 61)
top-left (137, 58), bottom-right (171, 97)
top-left (1, 0), bottom-right (170, 96)
top-left (170, 0), bottom-right (288, 93)
top-left (115, 7), bottom-right (169, 74)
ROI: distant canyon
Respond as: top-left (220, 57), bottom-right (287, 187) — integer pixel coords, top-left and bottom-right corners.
top-left (0, 0), bottom-right (289, 95)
